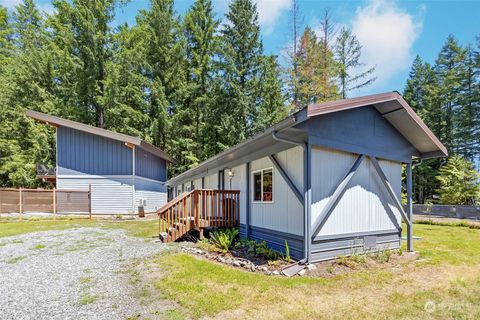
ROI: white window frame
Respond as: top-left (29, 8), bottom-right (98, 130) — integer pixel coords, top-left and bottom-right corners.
top-left (251, 167), bottom-right (274, 203)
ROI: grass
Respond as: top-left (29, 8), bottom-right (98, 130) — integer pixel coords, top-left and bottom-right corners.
top-left (148, 223), bottom-right (480, 319)
top-left (2, 216), bottom-right (480, 319)
top-left (0, 217), bottom-right (161, 239)
top-left (6, 255), bottom-right (27, 264)
top-left (78, 293), bottom-right (99, 305)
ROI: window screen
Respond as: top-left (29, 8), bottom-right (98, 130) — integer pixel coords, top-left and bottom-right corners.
top-left (252, 168), bottom-right (273, 202)
top-left (253, 171), bottom-right (262, 201)
top-left (262, 169), bottom-right (273, 202)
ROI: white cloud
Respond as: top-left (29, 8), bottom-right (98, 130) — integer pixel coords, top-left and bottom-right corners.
top-left (351, 0), bottom-right (423, 83)
top-left (255, 0), bottom-right (290, 35)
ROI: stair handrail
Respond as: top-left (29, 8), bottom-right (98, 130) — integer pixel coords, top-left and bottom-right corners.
top-left (157, 190), bottom-right (194, 216)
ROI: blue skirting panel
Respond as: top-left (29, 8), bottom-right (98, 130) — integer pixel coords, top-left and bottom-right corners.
top-left (311, 229), bottom-right (401, 262)
top-left (239, 224), bottom-right (304, 261)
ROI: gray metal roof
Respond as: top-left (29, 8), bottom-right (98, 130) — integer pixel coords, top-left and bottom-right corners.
top-left (167, 92), bottom-right (448, 186)
top-left (167, 109), bottom-right (308, 185)
top-left (26, 110), bottom-right (174, 162)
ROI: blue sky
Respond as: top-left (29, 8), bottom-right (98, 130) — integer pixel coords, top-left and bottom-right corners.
top-left (2, 0), bottom-right (479, 97)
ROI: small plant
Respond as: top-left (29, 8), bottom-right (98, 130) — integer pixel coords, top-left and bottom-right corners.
top-left (284, 240), bottom-right (291, 263)
top-left (256, 241), bottom-right (281, 261)
top-left (373, 249), bottom-right (392, 263)
top-left (209, 228), bottom-right (239, 253)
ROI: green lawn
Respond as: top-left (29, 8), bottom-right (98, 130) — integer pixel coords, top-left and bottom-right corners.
top-left (151, 223), bottom-right (480, 320)
top-left (1, 218), bottom-right (479, 319)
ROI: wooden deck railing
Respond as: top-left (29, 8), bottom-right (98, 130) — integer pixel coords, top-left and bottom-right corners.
top-left (157, 189), bottom-right (240, 242)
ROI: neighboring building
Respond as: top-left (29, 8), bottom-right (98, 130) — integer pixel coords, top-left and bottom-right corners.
top-left (27, 110), bottom-right (173, 215)
top-left (166, 92), bottom-right (448, 262)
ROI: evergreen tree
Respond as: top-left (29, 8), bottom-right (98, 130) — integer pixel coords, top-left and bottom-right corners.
top-left (214, 0), bottom-right (263, 150)
top-left (174, 0), bottom-right (219, 172)
top-left (434, 35), bottom-right (466, 154)
top-left (49, 0), bottom-right (119, 127)
top-left (295, 27), bottom-right (339, 106)
top-left (104, 23), bottom-right (151, 139)
top-left (456, 45), bottom-right (479, 160)
top-left (334, 27), bottom-right (376, 98)
top-left (138, 0), bottom-right (186, 151)
top-left (436, 155), bottom-right (479, 205)
top-left (253, 55), bottom-right (287, 133)
top-left (0, 0), bottom-right (55, 187)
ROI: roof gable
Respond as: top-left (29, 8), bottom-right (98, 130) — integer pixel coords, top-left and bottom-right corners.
top-left (307, 92), bottom-right (448, 158)
top-left (26, 110), bottom-right (174, 162)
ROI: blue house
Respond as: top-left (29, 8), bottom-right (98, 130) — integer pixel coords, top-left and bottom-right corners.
top-left (27, 110), bottom-right (173, 215)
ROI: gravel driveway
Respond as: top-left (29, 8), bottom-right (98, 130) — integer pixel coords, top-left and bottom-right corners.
top-left (0, 228), bottom-right (168, 320)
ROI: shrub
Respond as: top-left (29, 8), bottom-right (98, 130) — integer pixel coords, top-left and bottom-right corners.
top-left (255, 241), bottom-right (281, 261)
top-left (209, 228), bottom-right (239, 253)
top-left (373, 249), bottom-right (392, 263)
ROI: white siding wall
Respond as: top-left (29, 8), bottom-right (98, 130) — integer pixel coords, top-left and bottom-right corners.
top-left (58, 176), bottom-right (167, 214)
top-left (250, 146), bottom-right (304, 236)
top-left (193, 178), bottom-right (202, 189)
top-left (204, 173), bottom-right (218, 189)
top-left (227, 164), bottom-right (247, 224)
top-left (134, 177), bottom-right (167, 213)
top-left (311, 147), bottom-right (402, 237)
top-left (58, 176), bottom-right (134, 214)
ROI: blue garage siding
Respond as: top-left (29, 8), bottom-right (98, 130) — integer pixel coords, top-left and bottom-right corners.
top-left (57, 126), bottom-right (133, 175)
top-left (135, 147), bottom-right (167, 181)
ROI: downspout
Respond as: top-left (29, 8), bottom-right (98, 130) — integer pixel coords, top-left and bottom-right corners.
top-left (272, 131), bottom-right (310, 264)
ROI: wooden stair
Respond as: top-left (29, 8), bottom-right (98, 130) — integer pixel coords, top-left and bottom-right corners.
top-left (157, 189), bottom-right (240, 243)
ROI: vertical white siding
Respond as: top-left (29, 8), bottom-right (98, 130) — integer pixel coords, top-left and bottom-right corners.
top-left (204, 173), bottom-right (218, 189)
top-left (58, 176), bottom-right (134, 214)
top-left (250, 146), bottom-right (303, 236)
top-left (193, 178), bottom-right (202, 189)
top-left (228, 164), bottom-right (247, 224)
top-left (310, 146), bottom-right (402, 237)
top-left (134, 177), bottom-right (167, 212)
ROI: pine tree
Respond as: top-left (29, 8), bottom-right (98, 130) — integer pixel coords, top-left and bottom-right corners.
top-left (284, 0), bottom-right (303, 109)
top-left (335, 27), bottom-right (376, 98)
top-left (436, 155), bottom-right (479, 205)
top-left (434, 35), bottom-right (466, 154)
top-left (295, 27), bottom-right (339, 106)
top-left (138, 0), bottom-right (186, 152)
top-left (214, 0), bottom-right (263, 148)
top-left (0, 0), bottom-right (55, 187)
top-left (456, 45), bottom-right (479, 160)
top-left (173, 0), bottom-right (219, 172)
top-left (49, 0), bottom-right (119, 127)
top-left (104, 23), bottom-right (151, 139)
top-left (253, 55), bottom-right (287, 133)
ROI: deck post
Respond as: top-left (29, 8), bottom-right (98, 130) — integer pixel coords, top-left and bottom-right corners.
top-left (406, 162), bottom-right (413, 252)
top-left (88, 184), bottom-right (92, 219)
top-left (53, 187), bottom-right (56, 219)
top-left (246, 162), bottom-right (250, 239)
top-left (19, 187), bottom-right (23, 219)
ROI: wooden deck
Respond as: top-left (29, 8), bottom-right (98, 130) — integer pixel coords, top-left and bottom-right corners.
top-left (157, 189), bottom-right (240, 242)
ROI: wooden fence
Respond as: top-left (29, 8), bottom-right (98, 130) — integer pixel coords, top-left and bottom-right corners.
top-left (0, 187), bottom-right (91, 217)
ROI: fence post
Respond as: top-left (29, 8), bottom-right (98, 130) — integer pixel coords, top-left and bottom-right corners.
top-left (19, 187), bottom-right (23, 219)
top-left (88, 184), bottom-right (92, 220)
top-left (53, 188), bottom-right (56, 219)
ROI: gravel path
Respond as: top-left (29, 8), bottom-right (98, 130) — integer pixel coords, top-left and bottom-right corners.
top-left (0, 228), bottom-right (169, 320)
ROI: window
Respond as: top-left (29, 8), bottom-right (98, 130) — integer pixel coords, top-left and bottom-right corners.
top-left (252, 168), bottom-right (273, 203)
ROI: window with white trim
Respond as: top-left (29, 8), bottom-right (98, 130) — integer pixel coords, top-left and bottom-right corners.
top-left (252, 168), bottom-right (273, 202)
